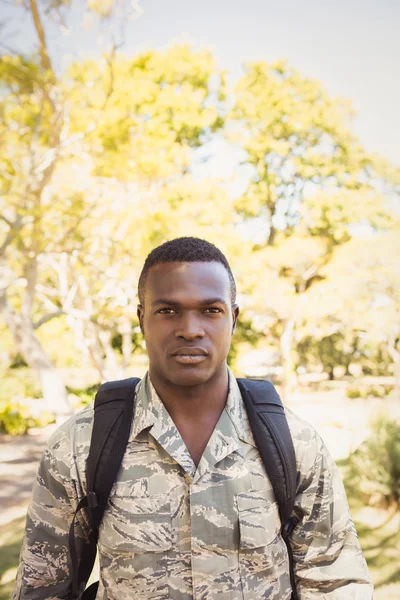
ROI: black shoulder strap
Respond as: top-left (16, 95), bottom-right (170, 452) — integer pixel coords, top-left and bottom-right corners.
top-left (236, 378), bottom-right (297, 524)
top-left (237, 378), bottom-right (300, 599)
top-left (69, 377), bottom-right (140, 600)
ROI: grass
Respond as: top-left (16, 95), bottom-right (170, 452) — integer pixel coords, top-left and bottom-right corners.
top-left (338, 453), bottom-right (400, 600)
top-left (354, 511), bottom-right (400, 599)
top-left (0, 515), bottom-right (25, 600)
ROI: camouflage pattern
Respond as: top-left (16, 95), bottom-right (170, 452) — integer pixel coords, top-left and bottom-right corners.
top-left (13, 368), bottom-right (373, 599)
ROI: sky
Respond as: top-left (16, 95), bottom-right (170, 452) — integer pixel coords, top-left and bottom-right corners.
top-left (2, 0), bottom-right (400, 165)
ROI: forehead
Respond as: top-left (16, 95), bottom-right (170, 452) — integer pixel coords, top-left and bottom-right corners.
top-left (145, 261), bottom-right (231, 302)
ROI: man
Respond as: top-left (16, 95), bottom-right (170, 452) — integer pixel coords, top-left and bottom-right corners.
top-left (13, 237), bottom-right (372, 599)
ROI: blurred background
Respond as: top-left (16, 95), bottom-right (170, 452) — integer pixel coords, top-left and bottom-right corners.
top-left (0, 1), bottom-right (399, 598)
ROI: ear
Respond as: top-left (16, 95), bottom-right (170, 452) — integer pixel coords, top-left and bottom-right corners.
top-left (137, 305), bottom-right (145, 335)
top-left (231, 304), bottom-right (239, 335)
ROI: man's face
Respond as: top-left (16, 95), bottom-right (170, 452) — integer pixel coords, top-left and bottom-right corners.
top-left (137, 261), bottom-right (239, 388)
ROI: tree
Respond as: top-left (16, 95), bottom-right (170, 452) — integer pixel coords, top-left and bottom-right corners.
top-left (30, 42), bottom-right (226, 380)
top-left (310, 226), bottom-right (400, 396)
top-left (0, 0), bottom-right (228, 408)
top-left (296, 332), bottom-right (359, 379)
top-left (230, 61), bottom-right (398, 396)
top-left (65, 45), bottom-right (224, 181)
top-left (0, 3), bottom-right (74, 415)
top-left (231, 61), bottom-right (380, 244)
top-left (0, 0), bottom-right (144, 414)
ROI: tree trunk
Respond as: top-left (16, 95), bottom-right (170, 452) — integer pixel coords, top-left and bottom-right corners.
top-left (84, 322), bottom-right (108, 381)
top-left (99, 329), bottom-right (124, 380)
top-left (280, 319), bottom-right (297, 402)
top-left (0, 301), bottom-right (72, 416)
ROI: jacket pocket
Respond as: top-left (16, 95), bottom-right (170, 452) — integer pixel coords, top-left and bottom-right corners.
top-left (100, 490), bottom-right (173, 553)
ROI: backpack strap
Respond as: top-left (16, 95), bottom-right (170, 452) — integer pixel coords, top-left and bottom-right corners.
top-left (237, 378), bottom-right (300, 600)
top-left (69, 377), bottom-right (140, 600)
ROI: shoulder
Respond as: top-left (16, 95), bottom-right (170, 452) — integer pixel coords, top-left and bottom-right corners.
top-left (284, 406), bottom-right (320, 446)
top-left (47, 403), bottom-right (94, 453)
top-left (42, 404), bottom-right (95, 484)
top-left (284, 406), bottom-right (333, 479)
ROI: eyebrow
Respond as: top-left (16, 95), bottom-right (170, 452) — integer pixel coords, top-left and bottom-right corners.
top-left (151, 297), bottom-right (229, 307)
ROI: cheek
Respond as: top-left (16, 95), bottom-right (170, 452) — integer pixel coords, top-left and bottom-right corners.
top-left (144, 322), bottom-right (170, 347)
top-left (211, 324), bottom-right (234, 346)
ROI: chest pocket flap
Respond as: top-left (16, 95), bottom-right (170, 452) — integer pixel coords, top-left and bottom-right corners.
top-left (101, 488), bottom-right (173, 553)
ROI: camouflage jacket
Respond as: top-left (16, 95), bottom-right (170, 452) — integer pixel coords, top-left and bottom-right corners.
top-left (13, 369), bottom-right (373, 599)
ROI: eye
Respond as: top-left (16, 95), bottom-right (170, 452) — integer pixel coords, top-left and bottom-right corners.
top-left (204, 307), bottom-right (223, 314)
top-left (157, 308), bottom-right (177, 314)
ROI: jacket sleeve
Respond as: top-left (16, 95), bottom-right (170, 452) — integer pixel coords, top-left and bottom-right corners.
top-left (290, 429), bottom-right (373, 599)
top-left (12, 437), bottom-right (89, 600)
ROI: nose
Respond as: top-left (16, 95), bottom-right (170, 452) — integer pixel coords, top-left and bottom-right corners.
top-left (175, 312), bottom-right (205, 340)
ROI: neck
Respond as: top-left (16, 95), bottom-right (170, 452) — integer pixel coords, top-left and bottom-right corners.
top-left (148, 366), bottom-right (229, 422)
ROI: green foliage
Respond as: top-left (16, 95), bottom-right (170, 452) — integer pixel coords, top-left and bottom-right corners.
top-left (0, 516), bottom-right (26, 600)
top-left (346, 387), bottom-right (363, 399)
top-left (66, 45), bottom-right (224, 180)
top-left (227, 318), bottom-right (264, 369)
top-left (66, 383), bottom-right (100, 407)
top-left (346, 383), bottom-right (393, 399)
top-left (347, 417), bottom-right (400, 509)
top-left (297, 332), bottom-right (354, 378)
top-left (0, 374), bottom-right (51, 435)
top-left (8, 354), bottom-right (28, 369)
top-left (231, 61), bottom-right (379, 242)
top-left (111, 331), bottom-right (142, 354)
top-left (349, 508), bottom-right (400, 598)
top-left (0, 402), bottom-right (52, 435)
top-left (0, 373), bottom-right (41, 402)
top-left (346, 384), bottom-right (393, 399)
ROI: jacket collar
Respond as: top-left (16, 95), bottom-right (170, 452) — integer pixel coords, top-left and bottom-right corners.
top-left (128, 367), bottom-right (256, 449)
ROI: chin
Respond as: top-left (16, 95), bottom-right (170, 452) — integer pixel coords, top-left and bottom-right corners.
top-left (167, 367), bottom-right (213, 387)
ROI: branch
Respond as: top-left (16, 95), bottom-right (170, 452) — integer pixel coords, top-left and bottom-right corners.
top-left (102, 44), bottom-right (117, 113)
top-left (36, 284), bottom-right (60, 299)
top-left (302, 264), bottom-right (319, 283)
top-left (0, 214), bottom-right (23, 258)
top-left (29, 0), bottom-right (56, 82)
top-left (0, 215), bottom-right (13, 227)
top-left (33, 309), bottom-right (64, 329)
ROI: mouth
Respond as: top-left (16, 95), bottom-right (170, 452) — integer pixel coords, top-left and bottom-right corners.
top-left (171, 347), bottom-right (208, 365)
top-left (172, 354), bottom-right (207, 365)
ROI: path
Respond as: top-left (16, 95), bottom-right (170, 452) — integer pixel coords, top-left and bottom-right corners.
top-left (0, 424), bottom-right (57, 526)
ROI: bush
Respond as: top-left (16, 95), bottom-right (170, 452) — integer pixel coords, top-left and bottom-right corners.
top-left (66, 384), bottom-right (99, 408)
top-left (1, 403), bottom-right (37, 435)
top-left (0, 400), bottom-right (54, 435)
top-left (347, 416), bottom-right (400, 510)
top-left (346, 387), bottom-right (361, 399)
top-left (345, 384), bottom-right (393, 399)
top-left (0, 373), bottom-right (41, 402)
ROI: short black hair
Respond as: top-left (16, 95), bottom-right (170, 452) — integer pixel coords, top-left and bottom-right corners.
top-left (138, 237), bottom-right (236, 306)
